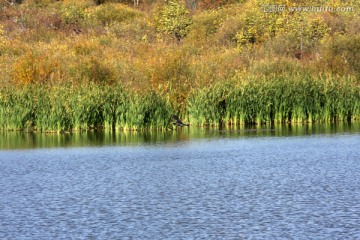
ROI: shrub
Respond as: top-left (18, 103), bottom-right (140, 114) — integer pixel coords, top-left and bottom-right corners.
top-left (233, 0), bottom-right (268, 45)
top-left (60, 0), bottom-right (92, 25)
top-left (304, 17), bottom-right (330, 47)
top-left (322, 34), bottom-right (360, 76)
top-left (12, 51), bottom-right (58, 85)
top-left (187, 9), bottom-right (224, 43)
top-left (155, 1), bottom-right (192, 41)
top-left (77, 57), bottom-right (115, 84)
top-left (216, 16), bottom-right (243, 45)
top-left (86, 3), bottom-right (140, 25)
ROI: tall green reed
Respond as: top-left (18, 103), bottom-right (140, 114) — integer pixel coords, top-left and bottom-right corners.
top-left (0, 74), bottom-right (359, 132)
top-left (188, 75), bottom-right (359, 126)
top-left (0, 83), bottom-right (173, 132)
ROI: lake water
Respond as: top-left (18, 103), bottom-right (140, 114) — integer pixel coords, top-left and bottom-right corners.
top-left (0, 123), bottom-right (360, 239)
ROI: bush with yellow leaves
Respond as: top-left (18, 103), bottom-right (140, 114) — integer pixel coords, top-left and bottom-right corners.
top-left (12, 51), bottom-right (58, 85)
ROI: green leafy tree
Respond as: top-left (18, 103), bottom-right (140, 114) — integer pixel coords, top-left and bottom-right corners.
top-left (156, 1), bottom-right (193, 41)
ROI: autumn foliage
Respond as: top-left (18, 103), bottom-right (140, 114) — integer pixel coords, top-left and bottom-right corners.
top-left (0, 0), bottom-right (359, 131)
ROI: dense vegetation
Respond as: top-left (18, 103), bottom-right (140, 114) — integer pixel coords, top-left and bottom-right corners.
top-left (0, 0), bottom-right (359, 132)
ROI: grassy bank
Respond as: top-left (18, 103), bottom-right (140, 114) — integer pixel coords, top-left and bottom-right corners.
top-left (0, 74), bottom-right (359, 132)
top-left (0, 0), bottom-right (359, 132)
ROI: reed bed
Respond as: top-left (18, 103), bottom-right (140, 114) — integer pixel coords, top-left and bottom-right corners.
top-left (0, 84), bottom-right (172, 132)
top-left (0, 75), bottom-right (359, 132)
top-left (188, 75), bottom-right (360, 126)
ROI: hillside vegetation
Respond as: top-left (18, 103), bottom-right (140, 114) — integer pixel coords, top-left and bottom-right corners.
top-left (0, 0), bottom-right (359, 131)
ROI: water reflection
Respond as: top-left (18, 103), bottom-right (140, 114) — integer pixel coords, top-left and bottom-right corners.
top-left (0, 122), bottom-right (359, 150)
top-left (0, 123), bottom-right (359, 239)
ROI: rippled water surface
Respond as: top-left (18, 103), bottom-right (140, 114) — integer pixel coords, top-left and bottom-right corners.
top-left (1, 123), bottom-right (360, 239)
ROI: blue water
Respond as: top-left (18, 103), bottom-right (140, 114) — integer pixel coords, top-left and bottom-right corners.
top-left (0, 127), bottom-right (360, 239)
